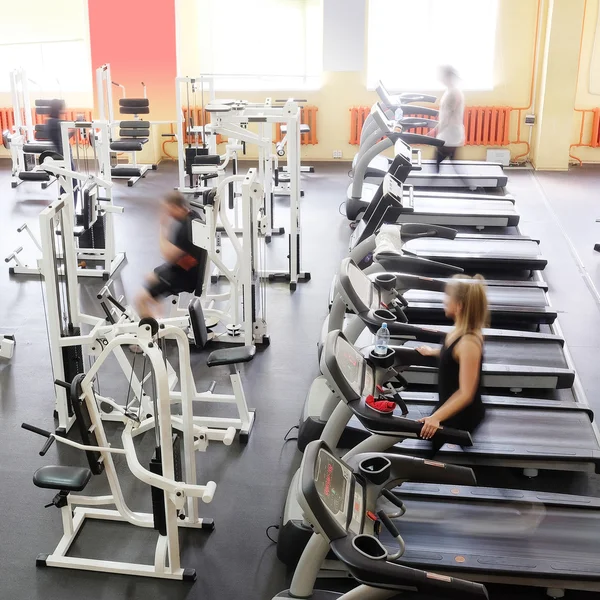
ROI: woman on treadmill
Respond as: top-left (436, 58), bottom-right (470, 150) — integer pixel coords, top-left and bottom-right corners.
top-left (416, 275), bottom-right (488, 454)
top-left (135, 191), bottom-right (207, 319)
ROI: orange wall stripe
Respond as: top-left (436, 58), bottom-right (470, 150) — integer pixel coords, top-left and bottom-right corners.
top-left (591, 108), bottom-right (600, 148)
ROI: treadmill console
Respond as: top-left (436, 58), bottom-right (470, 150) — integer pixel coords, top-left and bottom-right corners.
top-left (384, 172), bottom-right (414, 211)
top-left (334, 327), bottom-right (375, 397)
top-left (314, 448), bottom-right (364, 536)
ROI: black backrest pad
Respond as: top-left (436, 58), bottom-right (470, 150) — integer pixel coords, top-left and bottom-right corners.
top-left (120, 120), bottom-right (150, 128)
top-left (188, 297), bottom-right (208, 349)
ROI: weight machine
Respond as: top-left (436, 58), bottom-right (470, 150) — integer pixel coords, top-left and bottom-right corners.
top-left (96, 63), bottom-right (157, 186)
top-left (175, 76), bottom-right (310, 290)
top-left (34, 159), bottom-right (256, 436)
top-left (0, 335), bottom-right (15, 360)
top-left (22, 320), bottom-right (235, 581)
top-left (3, 68), bottom-right (58, 189)
top-left (5, 120), bottom-right (126, 280)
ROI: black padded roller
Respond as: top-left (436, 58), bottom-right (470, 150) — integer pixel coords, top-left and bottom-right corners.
top-left (35, 107), bottom-right (52, 115)
top-left (119, 120), bottom-right (150, 128)
top-left (119, 98), bottom-right (149, 108)
top-left (110, 140), bottom-right (144, 152)
top-left (34, 99), bottom-right (53, 107)
top-left (119, 128), bottom-right (150, 138)
top-left (119, 106), bottom-right (150, 115)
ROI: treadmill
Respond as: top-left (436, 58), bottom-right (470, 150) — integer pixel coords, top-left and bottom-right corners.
top-left (322, 258), bottom-right (575, 392)
top-left (346, 134), bottom-right (519, 229)
top-left (348, 177), bottom-right (547, 274)
top-left (327, 270), bottom-right (557, 329)
top-left (352, 90), bottom-right (507, 185)
top-left (275, 439), bottom-right (489, 600)
top-left (297, 329), bottom-right (600, 476)
top-left (282, 439), bottom-right (600, 597)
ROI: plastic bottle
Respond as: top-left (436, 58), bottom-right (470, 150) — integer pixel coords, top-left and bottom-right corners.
top-left (374, 322), bottom-right (390, 355)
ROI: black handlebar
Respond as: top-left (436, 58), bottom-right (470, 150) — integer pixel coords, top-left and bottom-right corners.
top-left (381, 489), bottom-right (406, 514)
top-left (377, 509), bottom-right (400, 538)
top-left (21, 422), bottom-right (56, 456)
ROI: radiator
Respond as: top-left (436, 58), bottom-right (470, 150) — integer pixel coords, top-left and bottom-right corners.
top-left (464, 106), bottom-right (511, 146)
top-left (275, 105), bottom-right (319, 145)
top-left (349, 105), bottom-right (512, 147)
top-left (0, 107), bottom-right (93, 145)
top-left (592, 108), bottom-right (600, 148)
top-left (182, 108), bottom-right (224, 145)
top-left (349, 107), bottom-right (371, 145)
top-left (0, 108), bottom-right (15, 132)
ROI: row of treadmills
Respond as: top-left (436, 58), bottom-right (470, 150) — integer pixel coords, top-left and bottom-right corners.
top-left (273, 100), bottom-right (600, 600)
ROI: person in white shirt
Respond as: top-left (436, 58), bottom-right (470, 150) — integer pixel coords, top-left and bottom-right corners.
top-left (429, 65), bottom-right (465, 172)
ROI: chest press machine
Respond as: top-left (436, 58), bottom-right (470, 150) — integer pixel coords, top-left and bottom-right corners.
top-left (5, 120), bottom-right (126, 280)
top-left (21, 319), bottom-right (238, 581)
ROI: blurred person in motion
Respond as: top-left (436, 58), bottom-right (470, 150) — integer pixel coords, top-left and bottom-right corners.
top-left (45, 99), bottom-right (78, 204)
top-left (429, 65), bottom-right (465, 172)
top-left (134, 191), bottom-right (206, 321)
top-left (416, 275), bottom-right (488, 455)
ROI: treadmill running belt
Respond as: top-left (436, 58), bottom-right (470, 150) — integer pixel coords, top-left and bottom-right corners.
top-left (413, 199), bottom-right (515, 213)
top-left (403, 339), bottom-right (569, 369)
top-left (404, 287), bottom-right (547, 307)
top-left (349, 406), bottom-right (597, 453)
top-left (405, 238), bottom-right (542, 258)
top-left (378, 498), bottom-right (600, 579)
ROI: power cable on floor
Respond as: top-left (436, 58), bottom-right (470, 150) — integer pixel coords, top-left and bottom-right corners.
top-left (283, 425), bottom-right (298, 441)
top-left (265, 524), bottom-right (279, 544)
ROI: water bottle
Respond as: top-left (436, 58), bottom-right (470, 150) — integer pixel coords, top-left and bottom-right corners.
top-left (374, 323), bottom-right (390, 355)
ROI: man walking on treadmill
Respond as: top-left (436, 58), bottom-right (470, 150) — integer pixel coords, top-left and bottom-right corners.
top-left (429, 65), bottom-right (465, 173)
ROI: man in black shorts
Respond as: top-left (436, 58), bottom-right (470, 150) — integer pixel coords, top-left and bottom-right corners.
top-left (135, 191), bottom-right (207, 318)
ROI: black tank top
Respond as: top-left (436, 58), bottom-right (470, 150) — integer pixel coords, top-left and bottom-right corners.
top-left (436, 333), bottom-right (485, 430)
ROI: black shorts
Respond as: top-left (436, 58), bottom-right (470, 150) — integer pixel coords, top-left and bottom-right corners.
top-left (145, 263), bottom-right (199, 299)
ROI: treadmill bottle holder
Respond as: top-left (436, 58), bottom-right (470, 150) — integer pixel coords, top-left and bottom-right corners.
top-left (352, 534), bottom-right (388, 560)
top-left (359, 455), bottom-right (392, 485)
top-left (374, 272), bottom-right (396, 291)
top-left (369, 346), bottom-right (395, 369)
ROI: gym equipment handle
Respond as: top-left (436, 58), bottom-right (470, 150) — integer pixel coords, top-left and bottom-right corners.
top-left (5, 247), bottom-right (23, 262)
top-left (203, 481), bottom-right (217, 503)
top-left (21, 422), bottom-right (56, 456)
top-left (54, 379), bottom-right (71, 390)
top-left (377, 509), bottom-right (400, 538)
top-left (381, 489), bottom-right (406, 516)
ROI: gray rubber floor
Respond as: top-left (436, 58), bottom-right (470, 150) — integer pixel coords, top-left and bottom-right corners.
top-left (1, 160), bottom-right (600, 600)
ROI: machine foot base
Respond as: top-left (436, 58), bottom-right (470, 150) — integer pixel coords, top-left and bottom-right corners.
top-left (239, 410), bottom-right (256, 444)
top-left (201, 518), bottom-right (215, 531)
top-left (183, 568), bottom-right (197, 581)
top-left (36, 554), bottom-right (49, 567)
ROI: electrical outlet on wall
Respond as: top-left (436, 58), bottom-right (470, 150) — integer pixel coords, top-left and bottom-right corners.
top-left (333, 150), bottom-right (343, 159)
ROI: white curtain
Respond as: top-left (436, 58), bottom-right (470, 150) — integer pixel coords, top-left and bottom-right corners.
top-left (367, 0), bottom-right (498, 91)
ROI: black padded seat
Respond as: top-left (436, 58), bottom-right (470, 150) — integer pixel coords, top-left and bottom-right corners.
top-left (207, 345), bottom-right (256, 367)
top-left (280, 124), bottom-right (311, 134)
top-left (33, 465), bottom-right (92, 492)
top-left (23, 142), bottom-right (53, 154)
top-left (110, 140), bottom-right (147, 151)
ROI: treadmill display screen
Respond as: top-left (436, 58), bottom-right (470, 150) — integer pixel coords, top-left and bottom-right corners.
top-left (335, 335), bottom-right (374, 397)
top-left (315, 449), bottom-right (349, 516)
top-left (347, 261), bottom-right (373, 312)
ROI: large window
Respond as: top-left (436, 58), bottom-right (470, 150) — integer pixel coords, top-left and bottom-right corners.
top-left (191, 0), bottom-right (323, 91)
top-left (367, 0), bottom-right (498, 92)
top-left (0, 40), bottom-right (92, 94)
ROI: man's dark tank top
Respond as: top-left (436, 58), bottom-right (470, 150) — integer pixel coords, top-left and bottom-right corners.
top-left (435, 333), bottom-right (485, 429)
